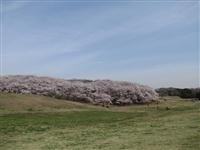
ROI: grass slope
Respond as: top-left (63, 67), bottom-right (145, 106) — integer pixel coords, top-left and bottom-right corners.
top-left (0, 93), bottom-right (200, 150)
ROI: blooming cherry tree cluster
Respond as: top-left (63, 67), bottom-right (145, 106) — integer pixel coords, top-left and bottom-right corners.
top-left (0, 75), bottom-right (158, 105)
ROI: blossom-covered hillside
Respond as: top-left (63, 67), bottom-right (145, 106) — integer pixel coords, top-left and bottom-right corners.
top-left (0, 75), bottom-right (158, 105)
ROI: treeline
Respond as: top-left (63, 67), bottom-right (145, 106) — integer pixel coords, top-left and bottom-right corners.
top-left (156, 88), bottom-right (200, 99)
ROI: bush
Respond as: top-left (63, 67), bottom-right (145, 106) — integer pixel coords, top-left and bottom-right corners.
top-left (156, 88), bottom-right (200, 99)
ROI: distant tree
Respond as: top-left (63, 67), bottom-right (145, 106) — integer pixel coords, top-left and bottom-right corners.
top-left (156, 88), bottom-right (168, 97)
top-left (156, 88), bottom-right (200, 99)
top-left (180, 89), bottom-right (194, 98)
top-left (156, 88), bottom-right (181, 97)
top-left (168, 88), bottom-right (180, 96)
top-left (196, 91), bottom-right (200, 100)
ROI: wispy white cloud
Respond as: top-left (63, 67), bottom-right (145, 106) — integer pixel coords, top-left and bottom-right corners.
top-left (3, 1), bottom-right (198, 87)
top-left (5, 3), bottom-right (197, 57)
top-left (48, 3), bottom-right (197, 55)
top-left (1, 0), bottom-right (29, 13)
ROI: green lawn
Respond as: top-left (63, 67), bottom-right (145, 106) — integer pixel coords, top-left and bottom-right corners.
top-left (0, 93), bottom-right (200, 150)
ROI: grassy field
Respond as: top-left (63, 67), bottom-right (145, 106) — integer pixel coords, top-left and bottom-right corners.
top-left (0, 93), bottom-right (200, 150)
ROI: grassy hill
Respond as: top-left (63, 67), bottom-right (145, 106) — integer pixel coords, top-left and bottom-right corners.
top-left (0, 93), bottom-right (102, 114)
top-left (0, 93), bottom-right (200, 150)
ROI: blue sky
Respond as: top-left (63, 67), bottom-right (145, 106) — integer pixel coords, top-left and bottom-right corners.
top-left (1, 0), bottom-right (199, 88)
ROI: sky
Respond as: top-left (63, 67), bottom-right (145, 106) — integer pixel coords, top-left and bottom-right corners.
top-left (0, 0), bottom-right (199, 88)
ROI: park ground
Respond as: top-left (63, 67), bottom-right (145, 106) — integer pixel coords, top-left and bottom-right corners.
top-left (0, 93), bottom-right (200, 150)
